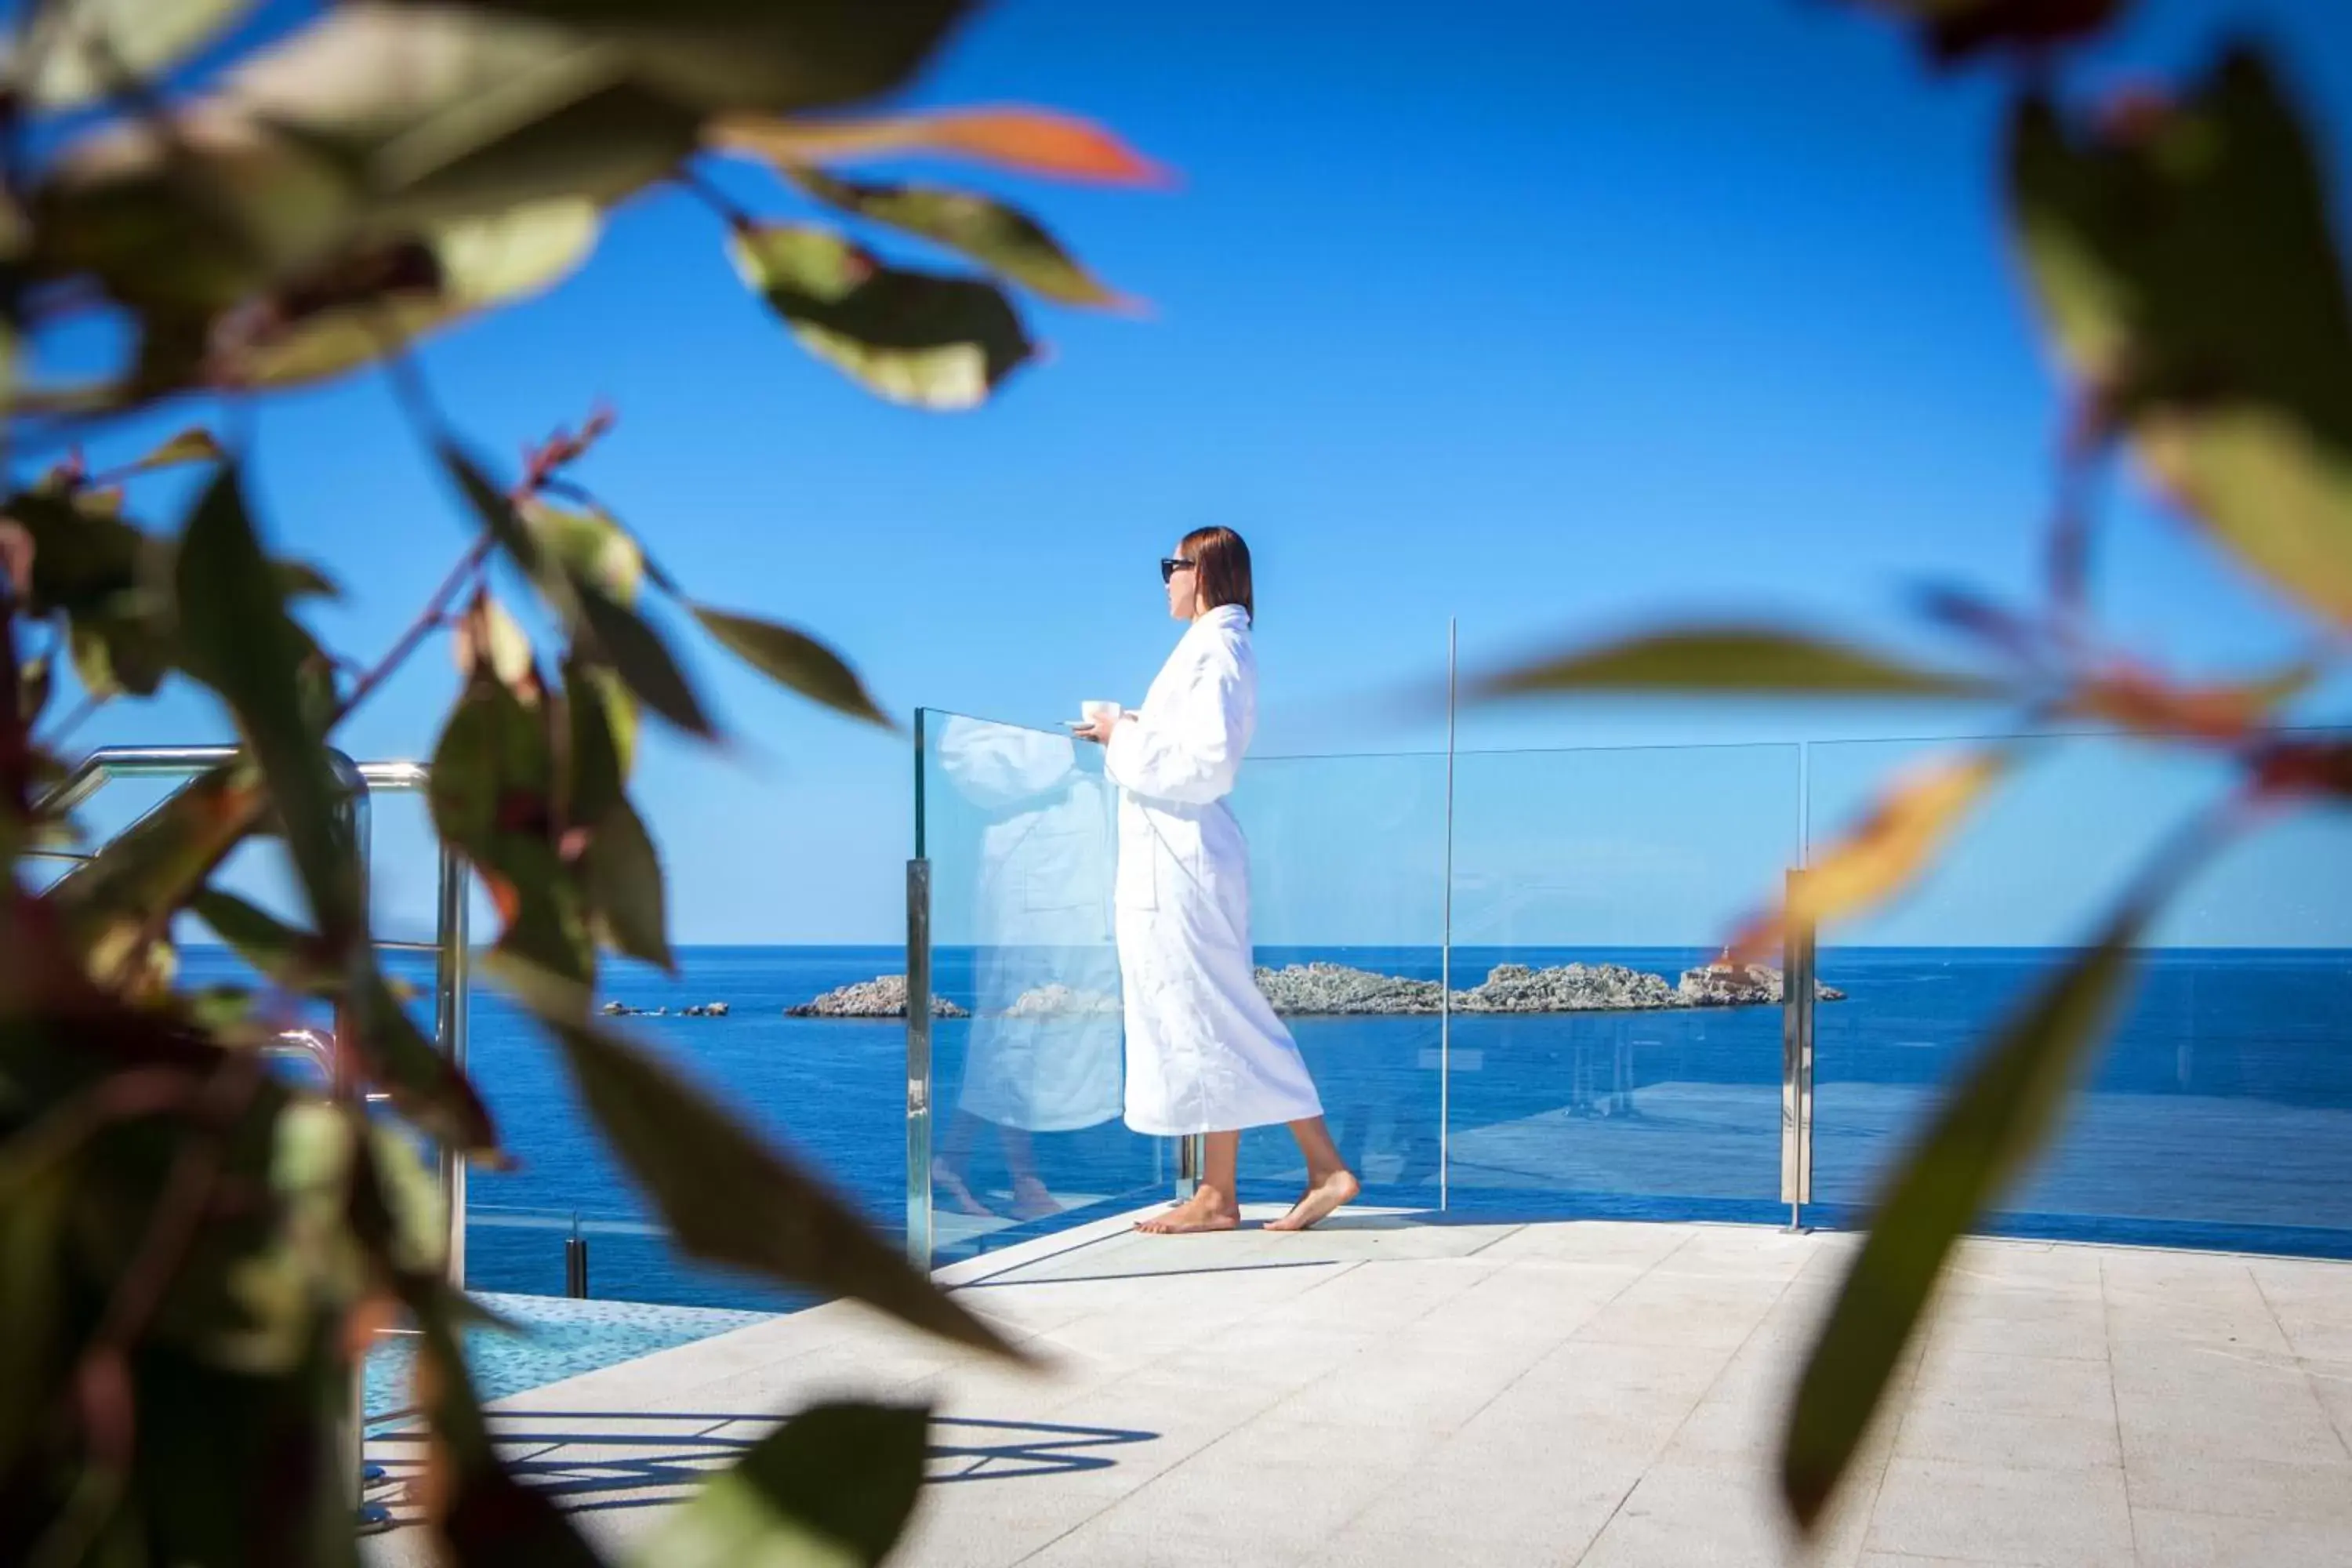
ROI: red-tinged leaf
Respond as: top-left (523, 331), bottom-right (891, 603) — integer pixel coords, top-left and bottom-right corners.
top-left (712, 104), bottom-right (1171, 186)
top-left (1730, 753), bottom-right (2008, 963)
top-left (786, 165), bottom-right (1135, 310)
top-left (2251, 738), bottom-right (2352, 801)
top-left (1849, 0), bottom-right (2132, 64)
top-left (2064, 659), bottom-right (2315, 743)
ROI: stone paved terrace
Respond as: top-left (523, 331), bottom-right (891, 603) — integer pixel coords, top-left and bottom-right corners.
top-left (362, 1210), bottom-right (2352, 1566)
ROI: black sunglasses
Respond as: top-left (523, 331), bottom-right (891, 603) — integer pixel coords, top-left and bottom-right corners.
top-left (1160, 557), bottom-right (1196, 584)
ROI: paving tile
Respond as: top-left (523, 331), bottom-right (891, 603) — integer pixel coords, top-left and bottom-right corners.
top-left (2130, 1506), bottom-right (2352, 1567)
top-left (1863, 1457), bottom-right (2135, 1566)
top-left (1891, 1402), bottom-right (2121, 1473)
top-left (2121, 1452), bottom-right (2352, 1523)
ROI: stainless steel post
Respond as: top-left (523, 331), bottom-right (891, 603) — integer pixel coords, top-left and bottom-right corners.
top-left (434, 840), bottom-right (470, 1287)
top-left (1440, 617), bottom-right (1457, 1212)
top-left (906, 857), bottom-right (934, 1272)
top-left (1779, 868), bottom-right (1817, 1231)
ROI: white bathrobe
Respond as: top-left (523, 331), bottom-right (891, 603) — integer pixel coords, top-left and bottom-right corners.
top-left (1104, 604), bottom-right (1324, 1136)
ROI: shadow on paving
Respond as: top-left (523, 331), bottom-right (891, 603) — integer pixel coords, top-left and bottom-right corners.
top-left (370, 1413), bottom-right (1161, 1518)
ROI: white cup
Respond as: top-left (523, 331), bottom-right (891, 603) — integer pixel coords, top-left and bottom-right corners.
top-left (1081, 700), bottom-right (1121, 727)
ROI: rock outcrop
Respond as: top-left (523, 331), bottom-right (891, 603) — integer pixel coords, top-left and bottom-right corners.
top-left (800, 962), bottom-right (1843, 1020)
top-left (786, 975), bottom-right (969, 1019)
top-left (1675, 962), bottom-right (1846, 1007)
top-left (599, 1000), bottom-right (733, 1018)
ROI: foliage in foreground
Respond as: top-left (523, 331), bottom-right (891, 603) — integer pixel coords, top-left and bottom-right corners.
top-left (0, 2), bottom-right (1158, 1563)
top-left (1473, 0), bottom-right (2352, 1531)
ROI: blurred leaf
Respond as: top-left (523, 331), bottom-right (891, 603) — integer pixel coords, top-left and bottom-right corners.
top-left (691, 605), bottom-right (891, 727)
top-left (494, 958), bottom-right (1025, 1359)
top-left (352, 966), bottom-right (501, 1155)
top-left (526, 502), bottom-right (644, 605)
top-left (221, 199), bottom-right (603, 388)
top-left (563, 656), bottom-right (628, 830)
top-left (209, 6), bottom-right (696, 227)
top-left (48, 764), bottom-right (265, 978)
top-left (191, 887), bottom-right (335, 993)
top-left (5, 488), bottom-right (147, 617)
top-left (0, 1156), bottom-right (70, 1478)
top-left (405, 1279), bottom-right (608, 1566)
top-left (1781, 898), bottom-right (2153, 1527)
top-left (2064, 659), bottom-right (2315, 742)
top-left (452, 588), bottom-right (540, 699)
top-left (729, 223), bottom-right (1032, 409)
top-left (174, 466), bottom-right (363, 942)
top-left (1472, 626), bottom-right (2003, 702)
top-left (1848, 0), bottom-right (2131, 63)
top-left (121, 426), bottom-right (228, 477)
top-left (1731, 753), bottom-right (2007, 962)
top-left (430, 677), bottom-right (594, 985)
top-left (273, 557), bottom-right (340, 601)
top-left (389, 0), bottom-right (973, 117)
top-left (583, 797), bottom-right (672, 972)
top-left (788, 166), bottom-right (1132, 309)
top-left (713, 105), bottom-right (1170, 185)
top-left (645, 1402), bottom-right (931, 1568)
top-left (15, 0), bottom-right (255, 109)
top-left (440, 442), bottom-right (543, 575)
top-left (18, 653), bottom-right (53, 728)
top-left (2252, 735), bottom-right (2352, 801)
top-left (575, 585), bottom-right (717, 739)
top-left (2009, 50), bottom-right (2352, 626)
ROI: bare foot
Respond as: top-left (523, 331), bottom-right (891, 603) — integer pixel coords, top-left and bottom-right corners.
top-left (931, 1161), bottom-right (992, 1218)
top-left (1265, 1169), bottom-right (1359, 1232)
top-left (1136, 1189), bottom-right (1240, 1235)
top-left (1008, 1176), bottom-right (1064, 1223)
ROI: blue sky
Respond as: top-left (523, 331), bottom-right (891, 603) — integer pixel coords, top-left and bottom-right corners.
top-left (47, 0), bottom-right (2352, 946)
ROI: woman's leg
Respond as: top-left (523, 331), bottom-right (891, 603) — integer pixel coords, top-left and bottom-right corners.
top-left (1265, 1116), bottom-right (1360, 1232)
top-left (1137, 1130), bottom-right (1242, 1234)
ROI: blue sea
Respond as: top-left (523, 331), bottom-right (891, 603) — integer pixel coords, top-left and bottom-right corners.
top-left (197, 944), bottom-right (2352, 1312)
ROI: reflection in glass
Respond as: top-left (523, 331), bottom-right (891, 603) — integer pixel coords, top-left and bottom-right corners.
top-left (928, 716), bottom-right (1131, 1246)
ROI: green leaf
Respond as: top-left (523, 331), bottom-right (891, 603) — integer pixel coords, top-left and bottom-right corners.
top-left (494, 959), bottom-right (1023, 1360)
top-left (429, 677), bottom-right (594, 984)
top-left (0, 1157), bottom-right (71, 1478)
top-left (272, 557), bottom-right (340, 601)
top-left (16, 0), bottom-right (256, 110)
top-left (1471, 627), bottom-right (2003, 701)
top-left (19, 653), bottom-right (53, 728)
top-left (223, 199), bottom-right (604, 389)
top-left (787, 165), bottom-right (1131, 309)
top-left (1780, 901), bottom-right (2154, 1527)
top-left (120, 426), bottom-right (228, 476)
top-left (48, 764), bottom-right (266, 978)
top-left (728, 224), bottom-right (1033, 410)
top-left (584, 797), bottom-right (673, 973)
top-left (1847, 0), bottom-right (2132, 64)
top-left (691, 605), bottom-right (891, 728)
top-left (645, 1402), bottom-right (931, 1568)
top-left (191, 887), bottom-right (336, 993)
top-left (2008, 50), bottom-right (2352, 627)
top-left (352, 967), bottom-right (501, 1156)
top-left (173, 466), bottom-right (362, 942)
top-left (527, 502), bottom-right (644, 605)
top-left (439, 442), bottom-right (543, 575)
top-left (392, 0), bottom-right (975, 117)
top-left (563, 656), bottom-right (628, 831)
top-left (575, 585), bottom-right (717, 739)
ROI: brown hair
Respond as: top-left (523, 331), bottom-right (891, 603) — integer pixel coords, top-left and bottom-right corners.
top-left (1179, 525), bottom-right (1254, 622)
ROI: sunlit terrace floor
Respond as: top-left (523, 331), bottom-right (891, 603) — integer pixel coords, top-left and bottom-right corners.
top-left (363, 1210), bottom-right (2352, 1566)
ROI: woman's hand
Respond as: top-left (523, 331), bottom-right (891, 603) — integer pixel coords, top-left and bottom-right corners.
top-left (1073, 713), bottom-right (1130, 745)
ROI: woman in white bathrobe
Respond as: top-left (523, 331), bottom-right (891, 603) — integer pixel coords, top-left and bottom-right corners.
top-left (1074, 527), bottom-right (1359, 1233)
